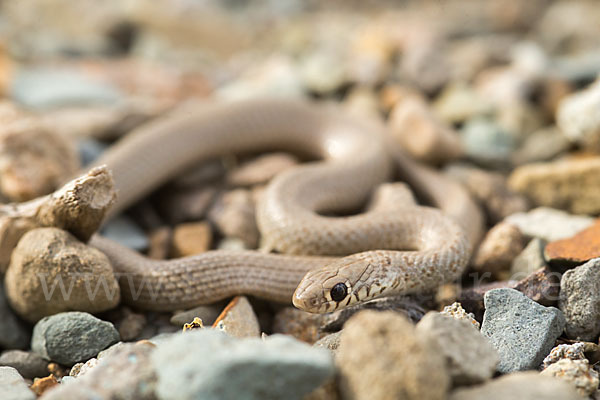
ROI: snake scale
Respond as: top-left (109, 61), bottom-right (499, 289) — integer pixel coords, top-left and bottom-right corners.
top-left (87, 98), bottom-right (483, 313)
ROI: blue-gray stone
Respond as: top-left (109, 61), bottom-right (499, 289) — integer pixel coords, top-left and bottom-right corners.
top-left (0, 366), bottom-right (35, 400)
top-left (481, 288), bottom-right (565, 373)
top-left (152, 329), bottom-right (334, 400)
top-left (78, 138), bottom-right (109, 166)
top-left (461, 117), bottom-right (515, 166)
top-left (100, 215), bottom-right (149, 251)
top-left (31, 312), bottom-right (120, 366)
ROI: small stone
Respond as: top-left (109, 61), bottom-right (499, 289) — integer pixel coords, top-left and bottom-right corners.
top-left (416, 312), bottom-right (498, 385)
top-left (505, 207), bottom-right (595, 242)
top-left (31, 311), bottom-right (120, 366)
top-left (41, 341), bottom-right (157, 400)
top-left (272, 307), bottom-right (327, 344)
top-left (227, 153), bottom-right (299, 187)
top-left (100, 215), bottom-right (148, 251)
top-left (212, 296), bottom-right (260, 338)
top-left (344, 86), bottom-right (380, 118)
top-left (170, 221), bottom-right (212, 257)
top-left (511, 238), bottom-right (548, 277)
top-left (5, 228), bottom-right (120, 322)
top-left (0, 366), bottom-right (35, 400)
top-left (0, 285), bottom-right (30, 349)
top-left (336, 310), bottom-right (449, 400)
top-left (170, 303), bottom-right (225, 327)
top-left (147, 226), bottom-right (171, 260)
top-left (157, 185), bottom-right (218, 225)
top-left (301, 49), bottom-right (347, 94)
top-left (152, 329), bottom-right (334, 400)
top-left (557, 78), bottom-right (600, 151)
top-left (69, 358), bottom-right (99, 378)
top-left (541, 358), bottom-right (599, 397)
top-left (481, 288), bottom-right (566, 373)
top-left (559, 258), bottom-right (600, 341)
top-left (216, 237), bottom-right (249, 251)
top-left (182, 317), bottom-right (204, 332)
top-left (449, 371), bottom-right (582, 400)
top-left (441, 302), bottom-right (480, 329)
top-left (545, 219), bottom-right (600, 266)
top-left (433, 82), bottom-right (493, 124)
top-left (460, 117), bottom-right (515, 166)
top-left (543, 343), bottom-right (586, 368)
top-left (115, 309), bottom-right (146, 341)
top-left (208, 189), bottom-right (259, 248)
top-left (511, 126), bottom-right (570, 165)
top-left (513, 267), bottom-right (561, 307)
top-left (445, 163), bottom-right (528, 224)
top-left (472, 222), bottom-right (525, 276)
top-left (30, 375), bottom-right (58, 396)
top-left (508, 156), bottom-right (600, 214)
top-left (313, 332), bottom-right (342, 354)
top-left (0, 350), bottom-right (49, 379)
top-left (458, 281), bottom-right (517, 323)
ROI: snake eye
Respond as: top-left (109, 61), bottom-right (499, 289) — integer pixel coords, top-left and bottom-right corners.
top-left (330, 283), bottom-right (348, 302)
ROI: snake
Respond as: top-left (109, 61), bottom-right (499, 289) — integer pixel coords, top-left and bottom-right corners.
top-left (86, 98), bottom-right (483, 313)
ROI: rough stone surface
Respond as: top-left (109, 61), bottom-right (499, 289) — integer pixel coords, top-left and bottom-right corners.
top-left (336, 310), bottom-right (449, 400)
top-left (170, 221), bottom-right (212, 257)
top-left (541, 358), bottom-right (599, 397)
top-left (227, 152), bottom-right (299, 186)
top-left (31, 311), bottom-right (120, 366)
top-left (30, 374), bottom-right (58, 396)
top-left (416, 312), bottom-right (498, 385)
top-left (0, 350), bottom-right (49, 379)
top-left (557, 78), bottom-right (600, 151)
top-left (272, 307), bottom-right (328, 344)
top-left (559, 258), bottom-right (600, 341)
top-left (511, 237), bottom-right (548, 277)
top-left (508, 156), bottom-right (600, 214)
top-left (505, 207), bottom-right (594, 242)
top-left (545, 219), bottom-right (600, 266)
top-left (441, 302), bottom-right (480, 329)
top-left (152, 329), bottom-right (334, 400)
top-left (543, 343), bottom-right (586, 368)
top-left (0, 286), bottom-right (30, 350)
top-left (513, 267), bottom-right (561, 307)
top-left (472, 222), bottom-right (525, 276)
top-left (458, 281), bottom-right (517, 323)
top-left (212, 296), bottom-right (261, 338)
top-left (313, 332), bottom-right (342, 354)
top-left (5, 228), bottom-right (120, 322)
top-left (42, 341), bottom-right (157, 400)
top-left (449, 371), bottom-right (582, 400)
top-left (0, 366), bottom-right (35, 400)
top-left (481, 288), bottom-right (566, 373)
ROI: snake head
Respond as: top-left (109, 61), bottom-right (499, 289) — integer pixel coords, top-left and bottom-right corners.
top-left (293, 254), bottom-right (388, 313)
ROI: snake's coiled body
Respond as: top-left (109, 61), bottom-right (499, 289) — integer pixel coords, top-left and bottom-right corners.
top-left (88, 99), bottom-right (482, 313)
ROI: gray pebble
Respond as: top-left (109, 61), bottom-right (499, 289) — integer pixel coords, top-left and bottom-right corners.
top-left (510, 237), bottom-right (548, 278)
top-left (31, 311), bottom-right (120, 366)
top-left (0, 286), bottom-right (30, 350)
top-left (100, 215), bottom-right (149, 251)
top-left (313, 331), bottom-right (342, 354)
top-left (0, 350), bottom-right (49, 379)
top-left (0, 366), bottom-right (35, 400)
top-left (481, 288), bottom-right (565, 373)
top-left (152, 329), bottom-right (334, 400)
top-left (461, 117), bottom-right (515, 166)
top-left (559, 258), bottom-right (600, 341)
top-left (505, 207), bottom-right (594, 242)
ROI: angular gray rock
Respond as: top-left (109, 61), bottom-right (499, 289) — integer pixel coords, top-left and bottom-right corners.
top-left (0, 350), bottom-right (49, 379)
top-left (152, 329), bottom-right (334, 400)
top-left (0, 286), bottom-right (30, 350)
top-left (31, 311), bottom-right (120, 366)
top-left (416, 312), bottom-right (499, 385)
top-left (511, 237), bottom-right (548, 277)
top-left (559, 258), bottom-right (600, 341)
top-left (450, 371), bottom-right (582, 400)
top-left (481, 288), bottom-right (565, 373)
top-left (0, 366), bottom-right (35, 400)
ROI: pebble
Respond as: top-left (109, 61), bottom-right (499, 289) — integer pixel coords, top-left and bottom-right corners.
top-left (208, 189), bottom-right (259, 248)
top-left (460, 117), bottom-right (515, 167)
top-left (511, 237), bottom-right (548, 277)
top-left (543, 343), bottom-right (587, 368)
top-left (100, 215), bottom-right (149, 251)
top-left (416, 312), bottom-right (498, 385)
top-left (41, 341), bottom-right (157, 400)
top-left (508, 156), bottom-right (600, 214)
top-left (170, 221), bottom-right (212, 257)
top-left (227, 152), bottom-right (299, 187)
top-left (441, 302), bottom-right (480, 329)
top-left (313, 332), bottom-right (342, 354)
top-left (31, 311), bottom-right (120, 366)
top-left (170, 302), bottom-right (225, 327)
top-left (0, 350), bottom-right (49, 379)
top-left (481, 288), bottom-right (566, 373)
top-left (336, 310), bottom-right (449, 400)
top-left (272, 307), bottom-right (328, 344)
top-left (10, 67), bottom-right (122, 110)
top-left (445, 163), bottom-right (528, 224)
top-left (513, 267), bottom-right (561, 307)
top-left (114, 308), bottom-right (147, 341)
top-left (433, 82), bottom-right (493, 124)
top-left (388, 94), bottom-right (462, 164)
top-left (541, 358), bottom-right (599, 397)
top-left (544, 219), bottom-right (600, 266)
top-left (0, 366), bottom-right (35, 400)
top-left (449, 371), bottom-right (582, 400)
top-left (559, 258), bottom-right (600, 341)
top-left (0, 286), bottom-right (30, 350)
top-left (157, 185), bottom-right (218, 225)
top-left (511, 126), bottom-right (571, 165)
top-left (557, 78), bottom-right (600, 151)
top-left (505, 207), bottom-right (595, 242)
top-left (5, 228), bottom-right (120, 322)
top-left (147, 226), bottom-right (171, 260)
top-left (30, 375), bottom-right (58, 396)
top-left (300, 49), bottom-right (347, 94)
top-left (458, 281), bottom-right (517, 323)
top-left (152, 329), bottom-right (334, 400)
top-left (472, 222), bottom-right (525, 276)
top-left (212, 296), bottom-right (261, 338)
